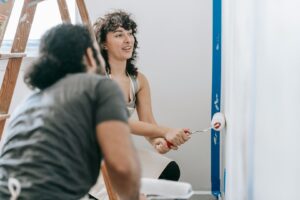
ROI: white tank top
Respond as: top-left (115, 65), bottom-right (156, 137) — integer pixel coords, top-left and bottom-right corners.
top-left (107, 73), bottom-right (139, 116)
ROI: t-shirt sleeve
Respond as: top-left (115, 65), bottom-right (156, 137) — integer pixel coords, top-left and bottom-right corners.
top-left (95, 79), bottom-right (129, 124)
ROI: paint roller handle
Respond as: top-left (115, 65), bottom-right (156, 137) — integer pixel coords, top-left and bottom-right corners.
top-left (165, 139), bottom-right (174, 149)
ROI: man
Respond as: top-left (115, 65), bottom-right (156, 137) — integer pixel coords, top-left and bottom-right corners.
top-left (0, 24), bottom-right (140, 200)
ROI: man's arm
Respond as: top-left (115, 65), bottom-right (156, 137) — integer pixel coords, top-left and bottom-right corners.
top-left (96, 120), bottom-right (141, 200)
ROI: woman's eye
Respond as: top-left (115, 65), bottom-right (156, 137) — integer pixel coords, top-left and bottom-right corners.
top-left (128, 32), bottom-right (133, 36)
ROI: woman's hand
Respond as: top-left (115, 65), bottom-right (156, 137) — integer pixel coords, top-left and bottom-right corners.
top-left (164, 128), bottom-right (190, 147)
top-left (147, 127), bottom-right (191, 152)
top-left (151, 137), bottom-right (173, 154)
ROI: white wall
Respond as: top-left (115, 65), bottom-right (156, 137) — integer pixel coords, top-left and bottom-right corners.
top-left (223, 0), bottom-right (300, 199)
top-left (84, 0), bottom-right (213, 190)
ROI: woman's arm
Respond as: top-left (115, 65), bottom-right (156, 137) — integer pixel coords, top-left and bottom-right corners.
top-left (134, 72), bottom-right (189, 149)
top-left (129, 119), bottom-right (165, 137)
top-left (135, 72), bottom-right (157, 124)
top-left (129, 119), bottom-right (188, 147)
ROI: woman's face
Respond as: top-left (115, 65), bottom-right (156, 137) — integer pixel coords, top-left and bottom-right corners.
top-left (104, 27), bottom-right (135, 62)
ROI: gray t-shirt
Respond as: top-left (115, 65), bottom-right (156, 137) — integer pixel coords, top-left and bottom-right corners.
top-left (0, 73), bottom-right (128, 199)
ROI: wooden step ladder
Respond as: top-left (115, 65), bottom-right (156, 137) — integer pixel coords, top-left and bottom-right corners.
top-left (0, 1), bottom-right (118, 199)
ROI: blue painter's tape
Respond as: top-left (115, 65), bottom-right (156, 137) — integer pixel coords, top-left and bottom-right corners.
top-left (211, 0), bottom-right (222, 197)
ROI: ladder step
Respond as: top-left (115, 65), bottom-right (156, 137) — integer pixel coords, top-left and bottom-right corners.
top-left (0, 53), bottom-right (26, 60)
top-left (0, 113), bottom-right (10, 121)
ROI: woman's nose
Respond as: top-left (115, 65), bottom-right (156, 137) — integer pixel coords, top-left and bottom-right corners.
top-left (124, 34), bottom-right (133, 43)
top-left (124, 35), bottom-right (130, 42)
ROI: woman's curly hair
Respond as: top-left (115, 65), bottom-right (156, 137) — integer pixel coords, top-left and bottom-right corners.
top-left (93, 10), bottom-right (138, 77)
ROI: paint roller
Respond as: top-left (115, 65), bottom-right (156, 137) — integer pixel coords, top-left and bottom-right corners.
top-left (166, 112), bottom-right (226, 148)
top-left (192, 112), bottom-right (226, 133)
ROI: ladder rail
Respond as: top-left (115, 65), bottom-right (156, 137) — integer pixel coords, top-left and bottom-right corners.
top-left (57, 0), bottom-right (71, 23)
top-left (76, 0), bottom-right (95, 41)
top-left (0, 0), bottom-right (15, 46)
top-left (101, 162), bottom-right (119, 200)
top-left (0, 0), bottom-right (38, 137)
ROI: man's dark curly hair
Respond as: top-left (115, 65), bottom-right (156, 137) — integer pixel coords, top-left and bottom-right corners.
top-left (93, 10), bottom-right (138, 77)
top-left (24, 24), bottom-right (98, 90)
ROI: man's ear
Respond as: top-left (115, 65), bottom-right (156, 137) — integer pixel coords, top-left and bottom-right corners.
top-left (84, 47), bottom-right (97, 72)
top-left (101, 42), bottom-right (107, 50)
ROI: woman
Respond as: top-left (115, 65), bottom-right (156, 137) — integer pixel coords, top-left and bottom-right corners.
top-left (94, 9), bottom-right (190, 153)
top-left (93, 10), bottom-right (190, 179)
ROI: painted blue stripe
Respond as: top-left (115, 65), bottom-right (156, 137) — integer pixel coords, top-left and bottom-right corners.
top-left (211, 0), bottom-right (222, 197)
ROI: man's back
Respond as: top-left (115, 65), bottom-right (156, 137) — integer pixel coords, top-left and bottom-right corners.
top-left (0, 73), bottom-right (128, 199)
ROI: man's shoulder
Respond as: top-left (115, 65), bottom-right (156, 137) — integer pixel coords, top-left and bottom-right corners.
top-left (62, 73), bottom-right (113, 87)
top-left (65, 73), bottom-right (120, 94)
top-left (68, 73), bottom-right (106, 82)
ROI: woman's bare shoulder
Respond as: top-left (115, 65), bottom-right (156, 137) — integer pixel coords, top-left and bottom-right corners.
top-left (136, 71), bottom-right (149, 91)
top-left (137, 71), bottom-right (148, 83)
